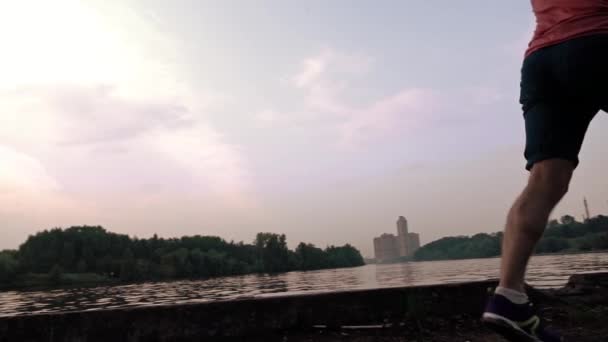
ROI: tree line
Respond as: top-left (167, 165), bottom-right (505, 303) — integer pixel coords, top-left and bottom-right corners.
top-left (413, 215), bottom-right (608, 261)
top-left (0, 226), bottom-right (364, 287)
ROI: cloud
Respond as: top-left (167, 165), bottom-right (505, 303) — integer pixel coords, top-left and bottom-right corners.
top-left (141, 122), bottom-right (251, 197)
top-left (286, 49), bottom-right (437, 147)
top-left (0, 85), bottom-right (251, 196)
top-left (501, 20), bottom-right (536, 58)
top-left (0, 86), bottom-right (189, 146)
top-left (0, 85), bottom-right (255, 250)
top-left (292, 49), bottom-right (373, 89)
top-left (279, 47), bottom-right (515, 150)
top-left (338, 88), bottom-right (436, 148)
top-left (0, 145), bottom-right (95, 249)
top-left (0, 0), bottom-right (251, 198)
top-left (0, 1), bottom-right (257, 248)
top-left (0, 145), bottom-right (59, 194)
top-left (293, 54), bottom-right (328, 88)
top-left (254, 109), bottom-right (281, 126)
top-left (291, 50), bottom-right (354, 116)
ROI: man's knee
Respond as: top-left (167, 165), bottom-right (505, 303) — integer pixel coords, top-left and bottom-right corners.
top-left (528, 159), bottom-right (574, 202)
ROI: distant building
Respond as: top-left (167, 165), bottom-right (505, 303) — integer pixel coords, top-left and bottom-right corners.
top-left (396, 216), bottom-right (409, 257)
top-left (407, 232), bottom-right (420, 256)
top-left (373, 216), bottom-right (421, 262)
top-left (373, 233), bottom-right (399, 262)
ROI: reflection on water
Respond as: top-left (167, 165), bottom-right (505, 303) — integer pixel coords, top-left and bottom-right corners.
top-left (1, 252), bottom-right (607, 317)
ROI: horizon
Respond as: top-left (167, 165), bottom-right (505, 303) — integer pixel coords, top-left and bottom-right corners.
top-left (5, 210), bottom-right (604, 259)
top-left (4, 1), bottom-right (608, 258)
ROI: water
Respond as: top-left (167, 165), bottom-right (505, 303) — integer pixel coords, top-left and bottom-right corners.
top-left (1, 252), bottom-right (607, 318)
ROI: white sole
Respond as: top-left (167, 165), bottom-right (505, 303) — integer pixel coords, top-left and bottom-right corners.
top-left (482, 312), bottom-right (543, 342)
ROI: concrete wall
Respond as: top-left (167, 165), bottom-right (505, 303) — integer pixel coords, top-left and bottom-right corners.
top-left (3, 272), bottom-right (607, 342)
top-left (0, 279), bottom-right (497, 342)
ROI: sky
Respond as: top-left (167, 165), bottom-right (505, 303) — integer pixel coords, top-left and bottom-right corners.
top-left (2, 0), bottom-right (608, 258)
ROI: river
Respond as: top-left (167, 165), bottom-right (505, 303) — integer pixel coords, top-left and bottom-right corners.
top-left (1, 252), bottom-right (607, 317)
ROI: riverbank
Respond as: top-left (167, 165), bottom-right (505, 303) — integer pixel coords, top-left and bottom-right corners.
top-left (368, 248), bottom-right (608, 265)
top-left (1, 272), bottom-right (607, 341)
top-left (0, 273), bottom-right (117, 292)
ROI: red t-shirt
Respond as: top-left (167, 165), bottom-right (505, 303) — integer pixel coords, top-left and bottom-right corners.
top-left (527, 0), bottom-right (608, 56)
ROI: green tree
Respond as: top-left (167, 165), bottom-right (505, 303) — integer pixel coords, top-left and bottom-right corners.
top-left (170, 248), bottom-right (193, 278)
top-left (202, 249), bottom-right (227, 276)
top-left (537, 237), bottom-right (569, 253)
top-left (295, 243), bottom-right (327, 270)
top-left (119, 248), bottom-right (136, 281)
top-left (325, 244), bottom-right (365, 268)
top-left (560, 215), bottom-right (576, 225)
top-left (255, 233), bottom-right (290, 273)
top-left (61, 242), bottom-right (75, 271)
top-left (48, 264), bottom-right (63, 285)
top-left (0, 251), bottom-right (19, 283)
top-left (6, 225), bottom-right (368, 287)
top-left (76, 259), bottom-right (88, 273)
top-left (189, 248), bottom-right (205, 277)
top-left (134, 259), bottom-right (152, 279)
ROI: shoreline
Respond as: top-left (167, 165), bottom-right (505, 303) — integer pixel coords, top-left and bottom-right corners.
top-left (0, 265), bottom-right (365, 293)
top-left (368, 248), bottom-right (608, 264)
top-left (3, 249), bottom-right (607, 295)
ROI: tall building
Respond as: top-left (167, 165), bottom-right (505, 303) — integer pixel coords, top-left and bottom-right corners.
top-left (397, 216), bottom-right (408, 236)
top-left (373, 233), bottom-right (399, 262)
top-left (373, 216), bottom-right (421, 262)
top-left (407, 232), bottom-right (420, 256)
top-left (396, 216), bottom-right (409, 257)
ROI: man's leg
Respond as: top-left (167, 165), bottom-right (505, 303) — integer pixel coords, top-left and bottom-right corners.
top-left (498, 159), bottom-right (574, 292)
top-left (482, 159), bottom-right (573, 342)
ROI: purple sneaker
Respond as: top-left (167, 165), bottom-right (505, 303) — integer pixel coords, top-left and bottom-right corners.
top-left (482, 294), bottom-right (563, 342)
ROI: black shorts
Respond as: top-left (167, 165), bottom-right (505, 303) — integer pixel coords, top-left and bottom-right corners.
top-left (520, 34), bottom-right (608, 171)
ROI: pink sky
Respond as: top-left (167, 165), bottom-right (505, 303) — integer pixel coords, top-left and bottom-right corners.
top-left (2, 1), bottom-right (608, 258)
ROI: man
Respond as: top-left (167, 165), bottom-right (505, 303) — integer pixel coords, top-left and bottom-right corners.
top-left (481, 1), bottom-right (608, 341)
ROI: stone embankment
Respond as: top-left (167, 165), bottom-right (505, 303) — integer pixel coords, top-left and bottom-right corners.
top-left (2, 272), bottom-right (607, 341)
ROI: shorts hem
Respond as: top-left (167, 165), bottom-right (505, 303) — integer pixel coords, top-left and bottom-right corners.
top-left (525, 155), bottom-right (579, 171)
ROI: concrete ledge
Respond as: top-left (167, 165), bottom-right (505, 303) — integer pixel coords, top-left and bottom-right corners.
top-left (0, 273), bottom-right (606, 342)
top-left (564, 271), bottom-right (608, 290)
top-left (0, 280), bottom-right (497, 341)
